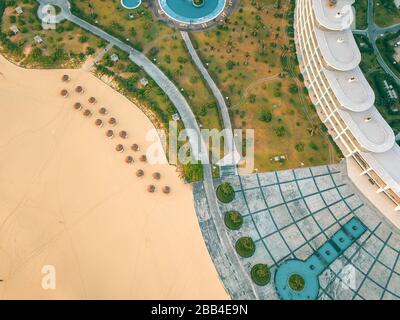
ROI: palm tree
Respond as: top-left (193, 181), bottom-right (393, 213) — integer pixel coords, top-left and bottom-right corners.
top-left (60, 89), bottom-right (69, 97)
top-left (99, 107), bottom-right (107, 115)
top-left (152, 172), bottom-right (161, 180)
top-left (131, 143), bottom-right (139, 152)
top-left (75, 86), bottom-right (84, 94)
top-left (106, 129), bottom-right (114, 138)
top-left (95, 119), bottom-right (103, 127)
top-left (125, 155), bottom-right (134, 164)
top-left (74, 102), bottom-right (82, 110)
top-left (62, 74), bottom-right (70, 82)
top-left (119, 130), bottom-right (128, 139)
top-left (108, 117), bottom-right (117, 126)
top-left (115, 144), bottom-right (124, 152)
top-left (136, 169), bottom-right (144, 177)
top-left (147, 185), bottom-right (156, 193)
top-left (88, 97), bottom-right (96, 104)
top-left (162, 186), bottom-right (171, 194)
top-left (139, 154), bottom-right (147, 162)
top-left (83, 109), bottom-right (92, 117)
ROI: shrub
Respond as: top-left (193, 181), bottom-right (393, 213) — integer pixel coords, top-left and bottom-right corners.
top-left (235, 237), bottom-right (256, 258)
top-left (224, 211), bottom-right (243, 230)
top-left (250, 264), bottom-right (271, 286)
top-left (216, 182), bottom-right (235, 203)
top-left (288, 274), bottom-right (305, 292)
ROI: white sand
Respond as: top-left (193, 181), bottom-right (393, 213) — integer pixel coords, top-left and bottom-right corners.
top-left (0, 54), bottom-right (228, 299)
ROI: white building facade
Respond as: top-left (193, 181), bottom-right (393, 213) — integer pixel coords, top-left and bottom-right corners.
top-left (295, 0), bottom-right (400, 211)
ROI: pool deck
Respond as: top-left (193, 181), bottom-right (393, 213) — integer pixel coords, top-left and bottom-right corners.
top-left (193, 161), bottom-right (400, 300)
top-left (149, 0), bottom-right (240, 31)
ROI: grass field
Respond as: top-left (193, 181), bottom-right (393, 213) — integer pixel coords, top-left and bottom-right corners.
top-left (354, 0), bottom-right (368, 29)
top-left (190, 0), bottom-right (338, 172)
top-left (374, 0), bottom-right (400, 27)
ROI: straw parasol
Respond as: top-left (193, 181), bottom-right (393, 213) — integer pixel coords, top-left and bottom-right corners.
top-left (115, 144), bottom-right (124, 152)
top-left (139, 154), bottom-right (147, 162)
top-left (136, 169), bottom-right (144, 177)
top-left (125, 155), bottom-right (134, 164)
top-left (62, 74), bottom-right (70, 82)
top-left (75, 86), bottom-right (84, 94)
top-left (119, 130), bottom-right (128, 139)
top-left (162, 186), bottom-right (171, 194)
top-left (95, 119), bottom-right (103, 127)
top-left (131, 143), bottom-right (139, 152)
top-left (106, 130), bottom-right (114, 138)
top-left (83, 109), bottom-right (92, 117)
top-left (73, 102), bottom-right (82, 110)
top-left (99, 107), bottom-right (107, 115)
top-left (147, 185), bottom-right (156, 193)
top-left (108, 117), bottom-right (117, 126)
top-left (88, 97), bottom-right (96, 104)
top-left (60, 89), bottom-right (69, 97)
top-left (152, 172), bottom-right (161, 180)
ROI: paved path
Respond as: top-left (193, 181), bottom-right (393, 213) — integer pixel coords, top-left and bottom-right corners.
top-left (181, 31), bottom-right (239, 169)
top-left (36, 0), bottom-right (256, 299)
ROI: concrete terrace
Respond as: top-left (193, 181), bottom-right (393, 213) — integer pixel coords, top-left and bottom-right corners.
top-left (193, 162), bottom-right (400, 300)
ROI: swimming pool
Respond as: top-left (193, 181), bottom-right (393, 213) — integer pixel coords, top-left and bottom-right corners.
top-left (159, 0), bottom-right (226, 24)
top-left (275, 217), bottom-right (367, 300)
top-left (121, 0), bottom-right (142, 9)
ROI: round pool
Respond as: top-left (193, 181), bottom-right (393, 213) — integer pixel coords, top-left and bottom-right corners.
top-left (159, 0), bottom-right (226, 24)
top-left (121, 0), bottom-right (142, 9)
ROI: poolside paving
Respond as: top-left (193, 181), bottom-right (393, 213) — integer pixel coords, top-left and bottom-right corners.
top-left (193, 162), bottom-right (400, 300)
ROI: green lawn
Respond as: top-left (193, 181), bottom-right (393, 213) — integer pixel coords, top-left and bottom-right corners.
top-left (354, 0), bottom-right (368, 29)
top-left (374, 0), bottom-right (400, 27)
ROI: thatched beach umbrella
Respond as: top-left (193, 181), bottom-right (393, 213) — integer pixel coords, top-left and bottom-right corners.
top-left (62, 74), bottom-right (70, 82)
top-left (99, 107), bottom-right (107, 115)
top-left (73, 102), bottom-right (82, 110)
top-left (115, 144), bottom-right (124, 152)
top-left (162, 186), bottom-right (171, 194)
top-left (136, 169), bottom-right (144, 177)
top-left (60, 89), bottom-right (69, 97)
top-left (131, 143), bottom-right (139, 152)
top-left (147, 185), bottom-right (156, 193)
top-left (88, 97), bottom-right (96, 104)
top-left (119, 130), bottom-right (128, 139)
top-left (125, 155), bottom-right (134, 164)
top-left (83, 109), bottom-right (92, 117)
top-left (152, 172), bottom-right (161, 180)
top-left (95, 119), bottom-right (103, 127)
top-left (139, 154), bottom-right (147, 162)
top-left (108, 117), bottom-right (117, 126)
top-left (75, 85), bottom-right (84, 94)
top-left (106, 129), bottom-right (114, 138)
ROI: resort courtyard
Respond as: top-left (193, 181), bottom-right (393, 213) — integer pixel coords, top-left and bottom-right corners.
top-left (194, 163), bottom-right (400, 300)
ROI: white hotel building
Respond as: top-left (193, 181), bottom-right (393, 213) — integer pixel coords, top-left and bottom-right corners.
top-left (294, 0), bottom-right (400, 212)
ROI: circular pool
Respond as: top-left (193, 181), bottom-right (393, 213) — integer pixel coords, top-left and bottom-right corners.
top-left (159, 0), bottom-right (226, 24)
top-left (121, 0), bottom-right (142, 9)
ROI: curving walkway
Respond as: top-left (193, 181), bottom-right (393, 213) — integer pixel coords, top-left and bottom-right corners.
top-left (36, 0), bottom-right (257, 299)
top-left (181, 31), bottom-right (239, 169)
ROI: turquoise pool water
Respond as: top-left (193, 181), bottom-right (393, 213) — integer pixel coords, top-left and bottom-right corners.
top-left (159, 0), bottom-right (226, 24)
top-left (275, 217), bottom-right (367, 300)
top-left (121, 0), bottom-right (141, 9)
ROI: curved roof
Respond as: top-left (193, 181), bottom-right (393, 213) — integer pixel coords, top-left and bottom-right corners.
top-left (338, 107), bottom-right (395, 153)
top-left (314, 27), bottom-right (361, 71)
top-left (323, 67), bottom-right (375, 112)
top-left (312, 0), bottom-right (355, 31)
top-left (361, 145), bottom-right (400, 193)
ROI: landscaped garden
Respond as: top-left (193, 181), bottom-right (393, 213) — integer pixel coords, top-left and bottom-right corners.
top-left (288, 273), bottom-right (305, 292)
top-left (216, 182), bottom-right (235, 203)
top-left (353, 0), bottom-right (368, 29)
top-left (374, 0), bottom-right (400, 27)
top-left (235, 236), bottom-right (256, 258)
top-left (189, 0), bottom-right (339, 172)
top-left (250, 264), bottom-right (271, 286)
top-left (0, 0), bottom-right (100, 68)
top-left (69, 0), bottom-right (222, 131)
top-left (224, 210), bottom-right (243, 230)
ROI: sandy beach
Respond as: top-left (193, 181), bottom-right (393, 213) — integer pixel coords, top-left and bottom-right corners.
top-left (0, 54), bottom-right (228, 299)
